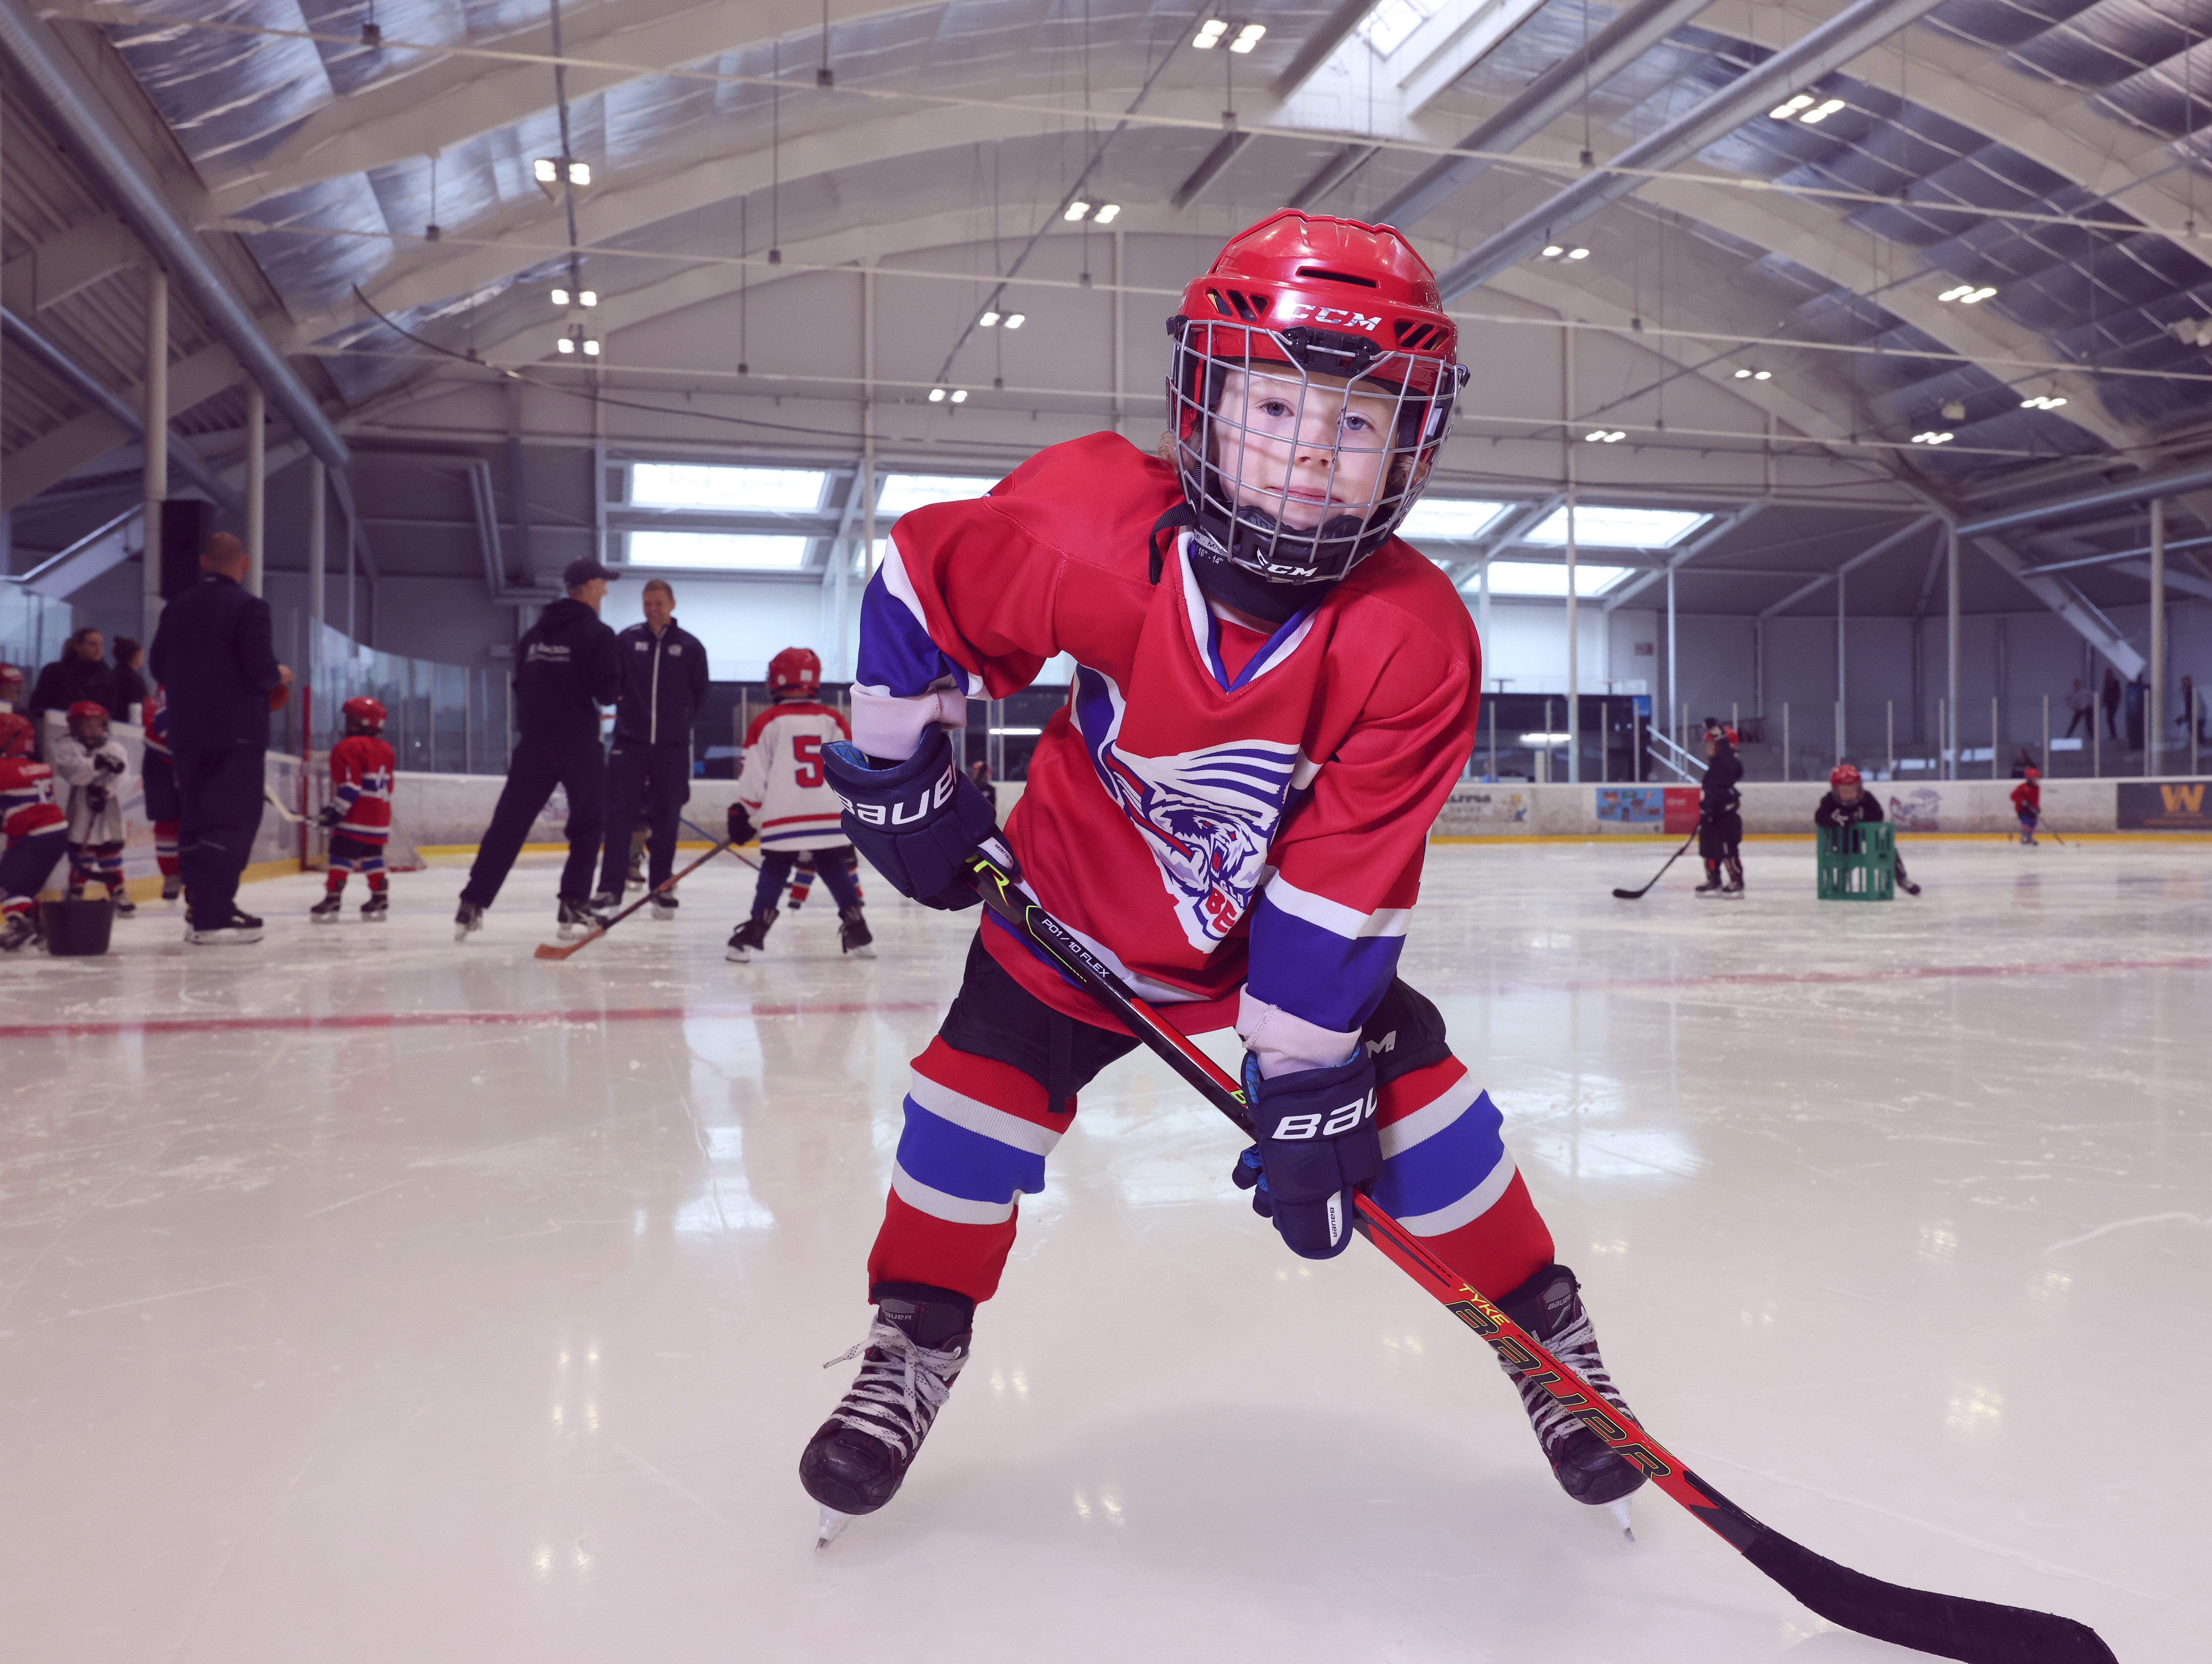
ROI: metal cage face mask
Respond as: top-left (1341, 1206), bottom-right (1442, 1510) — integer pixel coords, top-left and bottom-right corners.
top-left (1166, 317), bottom-right (1467, 587)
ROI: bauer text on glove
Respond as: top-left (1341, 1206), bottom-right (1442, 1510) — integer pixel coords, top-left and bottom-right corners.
top-left (823, 727), bottom-right (997, 911)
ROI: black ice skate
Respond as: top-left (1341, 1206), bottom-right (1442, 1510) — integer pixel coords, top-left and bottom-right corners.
top-left (111, 892), bottom-right (135, 918)
top-left (160, 874), bottom-right (182, 902)
top-left (801, 1288), bottom-right (973, 1546)
top-left (555, 898), bottom-right (607, 941)
top-left (360, 892), bottom-right (389, 922)
top-left (310, 892), bottom-right (345, 923)
top-left (650, 892), bottom-right (678, 921)
top-left (1693, 863), bottom-right (1724, 896)
top-left (837, 905), bottom-right (874, 958)
top-left (726, 907), bottom-right (777, 962)
top-left (1718, 862), bottom-right (1745, 899)
top-left (1496, 1263), bottom-right (1646, 1533)
top-left (454, 900), bottom-right (485, 942)
top-left (186, 908), bottom-right (264, 945)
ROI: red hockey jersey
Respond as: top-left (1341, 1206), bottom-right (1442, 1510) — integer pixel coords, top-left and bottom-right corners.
top-left (853, 432), bottom-right (1480, 1065)
top-left (328, 734), bottom-right (396, 843)
top-left (0, 757), bottom-right (68, 842)
top-left (738, 700), bottom-right (854, 851)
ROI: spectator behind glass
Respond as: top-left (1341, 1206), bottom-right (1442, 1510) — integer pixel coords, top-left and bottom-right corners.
top-left (27, 627), bottom-right (121, 725)
top-left (2101, 666), bottom-right (2122, 739)
top-left (112, 637), bottom-right (149, 725)
top-left (2063, 677), bottom-right (2093, 739)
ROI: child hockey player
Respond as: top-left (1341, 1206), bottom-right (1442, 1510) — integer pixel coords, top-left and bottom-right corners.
top-left (1695, 719), bottom-right (1745, 896)
top-left (783, 847), bottom-right (864, 912)
top-left (312, 697), bottom-right (396, 921)
top-left (0, 663), bottom-right (24, 712)
top-left (2011, 767), bottom-right (2041, 845)
top-left (53, 701), bottom-right (133, 915)
top-left (0, 712), bottom-right (68, 951)
top-left (725, 647), bottom-right (872, 960)
top-left (799, 211), bottom-right (1644, 1542)
top-left (1815, 763), bottom-right (1920, 894)
top-left (141, 684), bottom-right (182, 901)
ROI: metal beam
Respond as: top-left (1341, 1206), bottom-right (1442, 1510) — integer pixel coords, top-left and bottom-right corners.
top-left (1758, 514), bottom-right (1938, 617)
top-left (0, 0), bottom-right (348, 470)
top-left (0, 213), bottom-right (138, 314)
top-left (1272, 0), bottom-right (1378, 96)
top-left (2117, 559), bottom-right (2212, 602)
top-left (1432, 0), bottom-right (1949, 300)
top-left (1973, 536), bottom-right (2145, 679)
top-left (1957, 459), bottom-right (2212, 540)
top-left (1603, 504), bottom-right (1764, 611)
top-left (1171, 130), bottom-right (1256, 210)
top-left (1373, 0), bottom-right (1718, 228)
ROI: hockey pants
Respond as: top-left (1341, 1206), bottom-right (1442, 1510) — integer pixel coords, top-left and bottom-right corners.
top-left (751, 846), bottom-right (861, 917)
top-left (68, 840), bottom-right (126, 894)
top-left (866, 935), bottom-right (1556, 1306)
top-left (174, 743), bottom-right (267, 930)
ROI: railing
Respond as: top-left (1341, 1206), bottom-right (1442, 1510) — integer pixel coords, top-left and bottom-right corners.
top-left (1644, 728), bottom-right (1701, 783)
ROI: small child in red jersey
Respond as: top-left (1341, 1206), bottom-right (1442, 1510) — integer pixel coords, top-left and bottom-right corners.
top-left (2011, 767), bottom-right (2041, 845)
top-left (312, 697), bottom-right (397, 921)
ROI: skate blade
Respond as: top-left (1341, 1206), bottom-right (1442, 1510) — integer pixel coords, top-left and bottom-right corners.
top-left (846, 944), bottom-right (876, 958)
top-left (1606, 1498), bottom-right (1635, 1542)
top-left (816, 1506), bottom-right (853, 1550)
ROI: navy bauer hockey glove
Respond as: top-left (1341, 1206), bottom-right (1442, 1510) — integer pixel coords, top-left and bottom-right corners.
top-left (823, 727), bottom-right (998, 911)
top-left (1230, 1049), bottom-right (1381, 1260)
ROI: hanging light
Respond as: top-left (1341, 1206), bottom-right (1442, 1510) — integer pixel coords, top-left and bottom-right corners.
top-left (1798, 97), bottom-right (1847, 124)
top-left (579, 291), bottom-right (598, 307)
top-left (1768, 93), bottom-right (1816, 120)
top-left (979, 311), bottom-right (1002, 328)
top-left (1911, 431), bottom-right (1955, 445)
top-left (1584, 429), bottom-right (1626, 443)
top-left (552, 287), bottom-right (570, 305)
top-left (928, 387), bottom-right (947, 403)
top-left (1193, 18), bottom-right (1228, 48)
top-left (555, 336), bottom-right (575, 354)
top-left (950, 389), bottom-right (969, 403)
top-left (1003, 313), bottom-right (1026, 329)
top-left (1229, 22), bottom-right (1265, 52)
top-left (582, 339), bottom-right (601, 356)
top-left (1093, 203), bottom-right (1121, 224)
top-left (1064, 201), bottom-right (1091, 222)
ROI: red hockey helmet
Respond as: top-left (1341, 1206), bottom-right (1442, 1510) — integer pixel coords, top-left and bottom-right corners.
top-left (2023, 766), bottom-right (2041, 781)
top-left (1830, 763), bottom-right (1862, 788)
top-left (342, 695), bottom-right (387, 732)
top-left (0, 663), bottom-right (23, 703)
top-left (0, 712), bottom-right (32, 757)
top-left (1166, 211), bottom-right (1468, 590)
top-left (1703, 718), bottom-right (1740, 747)
top-left (768, 647), bottom-right (821, 696)
top-left (66, 700), bottom-right (109, 740)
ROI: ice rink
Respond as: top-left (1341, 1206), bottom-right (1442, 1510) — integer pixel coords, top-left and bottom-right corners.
top-left (1, 837), bottom-right (2204, 1662)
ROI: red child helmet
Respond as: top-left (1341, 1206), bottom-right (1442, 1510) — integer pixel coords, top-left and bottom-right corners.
top-left (1830, 763), bottom-right (1862, 787)
top-left (66, 700), bottom-right (109, 739)
top-left (0, 663), bottom-right (24, 702)
top-left (1166, 210), bottom-right (1468, 590)
top-left (0, 712), bottom-right (33, 757)
top-left (342, 695), bottom-right (387, 731)
top-left (2023, 766), bottom-right (2041, 780)
top-left (768, 647), bottom-right (821, 695)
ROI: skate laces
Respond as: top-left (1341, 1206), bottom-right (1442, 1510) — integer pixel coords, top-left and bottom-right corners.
top-left (1503, 1306), bottom-right (1633, 1453)
top-left (821, 1316), bottom-right (967, 1462)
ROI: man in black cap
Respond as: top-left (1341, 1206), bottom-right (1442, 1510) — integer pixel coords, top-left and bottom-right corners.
top-left (148, 532), bottom-right (292, 944)
top-left (455, 557), bottom-right (621, 941)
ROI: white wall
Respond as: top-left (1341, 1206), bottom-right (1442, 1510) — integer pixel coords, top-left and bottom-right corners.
top-left (1475, 598), bottom-right (1655, 694)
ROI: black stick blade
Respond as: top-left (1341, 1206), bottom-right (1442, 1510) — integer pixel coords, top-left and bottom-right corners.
top-left (1611, 886), bottom-right (1646, 899)
top-left (1743, 1530), bottom-right (2116, 1663)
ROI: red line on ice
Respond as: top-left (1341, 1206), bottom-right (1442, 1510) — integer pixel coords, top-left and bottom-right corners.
top-left (0, 1000), bottom-right (941, 1040)
top-left (1455, 953), bottom-right (2212, 999)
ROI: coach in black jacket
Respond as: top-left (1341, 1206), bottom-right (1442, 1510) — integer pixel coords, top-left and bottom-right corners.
top-left (596, 577), bottom-right (710, 906)
top-left (148, 533), bottom-right (292, 943)
top-left (456, 557), bottom-right (621, 936)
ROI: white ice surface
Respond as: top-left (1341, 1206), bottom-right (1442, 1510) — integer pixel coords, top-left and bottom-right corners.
top-left (0, 840), bottom-right (2205, 1661)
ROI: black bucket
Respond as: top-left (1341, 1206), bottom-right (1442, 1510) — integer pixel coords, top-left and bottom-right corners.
top-left (39, 896), bottom-right (114, 956)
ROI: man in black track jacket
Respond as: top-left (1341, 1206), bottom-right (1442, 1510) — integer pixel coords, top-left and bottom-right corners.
top-left (455, 558), bottom-right (621, 940)
top-left (596, 577), bottom-right (710, 911)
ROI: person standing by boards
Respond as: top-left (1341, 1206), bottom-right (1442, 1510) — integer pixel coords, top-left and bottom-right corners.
top-left (148, 532), bottom-right (292, 945)
top-left (454, 558), bottom-right (621, 942)
top-left (596, 577), bottom-right (710, 916)
top-left (1694, 719), bottom-right (1745, 898)
top-left (1814, 764), bottom-right (1920, 894)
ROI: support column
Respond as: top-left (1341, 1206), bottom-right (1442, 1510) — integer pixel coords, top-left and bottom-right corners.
top-left (308, 459), bottom-right (326, 754)
top-left (142, 268), bottom-right (168, 637)
top-left (2150, 497), bottom-right (2165, 774)
top-left (1946, 520), bottom-right (1960, 780)
top-left (244, 383), bottom-right (266, 596)
top-left (1836, 567), bottom-right (1846, 759)
top-left (1565, 493), bottom-right (1579, 784)
top-left (859, 265), bottom-right (878, 676)
top-left (1665, 565), bottom-right (1677, 752)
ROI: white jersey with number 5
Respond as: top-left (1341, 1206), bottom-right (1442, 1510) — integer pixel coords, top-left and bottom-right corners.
top-left (736, 697), bottom-right (853, 851)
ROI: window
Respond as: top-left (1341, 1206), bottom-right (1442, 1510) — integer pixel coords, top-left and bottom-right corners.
top-left (630, 464), bottom-right (827, 512)
top-left (1477, 561), bottom-right (1636, 598)
top-left (877, 473), bottom-right (990, 516)
top-left (626, 532), bottom-right (811, 571)
top-left (1358, 0), bottom-right (1434, 56)
top-left (1397, 498), bottom-right (1509, 540)
top-left (1523, 506), bottom-right (1708, 549)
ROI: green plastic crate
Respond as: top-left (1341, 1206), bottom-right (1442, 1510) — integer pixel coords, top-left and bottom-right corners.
top-left (1817, 822), bottom-right (1895, 901)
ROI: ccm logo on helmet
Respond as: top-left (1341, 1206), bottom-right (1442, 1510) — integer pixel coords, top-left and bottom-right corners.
top-left (1269, 1089), bottom-right (1377, 1142)
top-left (839, 762), bottom-right (958, 825)
top-left (1272, 302), bottom-right (1383, 330)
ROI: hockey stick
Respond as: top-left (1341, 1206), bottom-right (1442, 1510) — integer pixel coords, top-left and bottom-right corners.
top-left (534, 837), bottom-right (740, 960)
top-left (1611, 828), bottom-right (1698, 900)
top-left (961, 841), bottom-right (2114, 1664)
top-left (263, 784), bottom-right (308, 825)
top-left (679, 815), bottom-right (764, 870)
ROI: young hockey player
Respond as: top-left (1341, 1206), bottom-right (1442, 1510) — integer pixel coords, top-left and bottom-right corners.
top-left (2011, 766), bottom-right (2041, 845)
top-left (783, 847), bottom-right (864, 912)
top-left (725, 647), bottom-right (872, 961)
top-left (311, 697), bottom-right (397, 921)
top-left (798, 211), bottom-right (1644, 1543)
top-left (141, 684), bottom-right (182, 901)
top-left (0, 712), bottom-right (68, 951)
top-left (53, 701), bottom-right (133, 915)
top-left (1815, 763), bottom-right (1920, 894)
top-left (0, 662), bottom-right (24, 713)
top-left (1695, 719), bottom-right (1745, 897)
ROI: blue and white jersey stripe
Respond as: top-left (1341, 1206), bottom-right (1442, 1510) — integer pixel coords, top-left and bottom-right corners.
top-left (1371, 1080), bottom-right (1516, 1237)
top-left (853, 541), bottom-right (984, 701)
top-left (1246, 874), bottom-right (1411, 1034)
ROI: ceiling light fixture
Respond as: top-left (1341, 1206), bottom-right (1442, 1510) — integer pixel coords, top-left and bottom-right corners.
top-left (579, 291), bottom-right (597, 307)
top-left (1939, 284), bottom-right (1997, 304)
top-left (1753, 369), bottom-right (1771, 380)
top-left (552, 287), bottom-right (569, 305)
top-left (2021, 393), bottom-right (2068, 409)
top-left (533, 157), bottom-right (592, 195)
top-left (979, 310), bottom-right (1002, 327)
top-left (555, 336), bottom-right (574, 354)
top-left (1193, 17), bottom-right (1228, 48)
top-left (1797, 97), bottom-right (1847, 124)
top-left (928, 387), bottom-right (947, 403)
top-left (582, 339), bottom-right (600, 356)
top-left (1911, 431), bottom-right (1955, 445)
top-left (1566, 246), bottom-right (1590, 260)
top-left (1003, 313), bottom-right (1026, 329)
top-left (1768, 93), bottom-right (1816, 120)
top-left (950, 389), bottom-right (969, 403)
top-left (1542, 244), bottom-right (1564, 258)
top-left (1230, 22), bottom-right (1266, 52)
top-left (1093, 203), bottom-right (1121, 224)
top-left (1064, 201), bottom-right (1091, 222)
top-left (1584, 429), bottom-right (1626, 443)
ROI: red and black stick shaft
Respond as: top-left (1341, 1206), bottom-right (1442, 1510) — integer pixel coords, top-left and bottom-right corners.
top-left (961, 842), bottom-right (2114, 1664)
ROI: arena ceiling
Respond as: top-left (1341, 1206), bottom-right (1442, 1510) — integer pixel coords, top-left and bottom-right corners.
top-left (7, 0), bottom-right (2212, 628)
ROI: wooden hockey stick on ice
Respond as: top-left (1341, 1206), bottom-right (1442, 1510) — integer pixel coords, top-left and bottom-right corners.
top-left (961, 839), bottom-right (2114, 1664)
top-left (534, 836), bottom-right (752, 960)
top-left (263, 783), bottom-right (308, 824)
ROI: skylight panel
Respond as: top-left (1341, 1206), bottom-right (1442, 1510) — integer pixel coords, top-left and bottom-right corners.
top-left (1474, 561), bottom-right (1635, 598)
top-left (1397, 498), bottom-right (1510, 540)
top-left (626, 532), bottom-right (811, 571)
top-left (630, 465), bottom-right (827, 512)
top-left (877, 474), bottom-right (990, 515)
top-left (1523, 507), bottom-right (1708, 549)
top-left (1357, 0), bottom-right (1434, 57)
